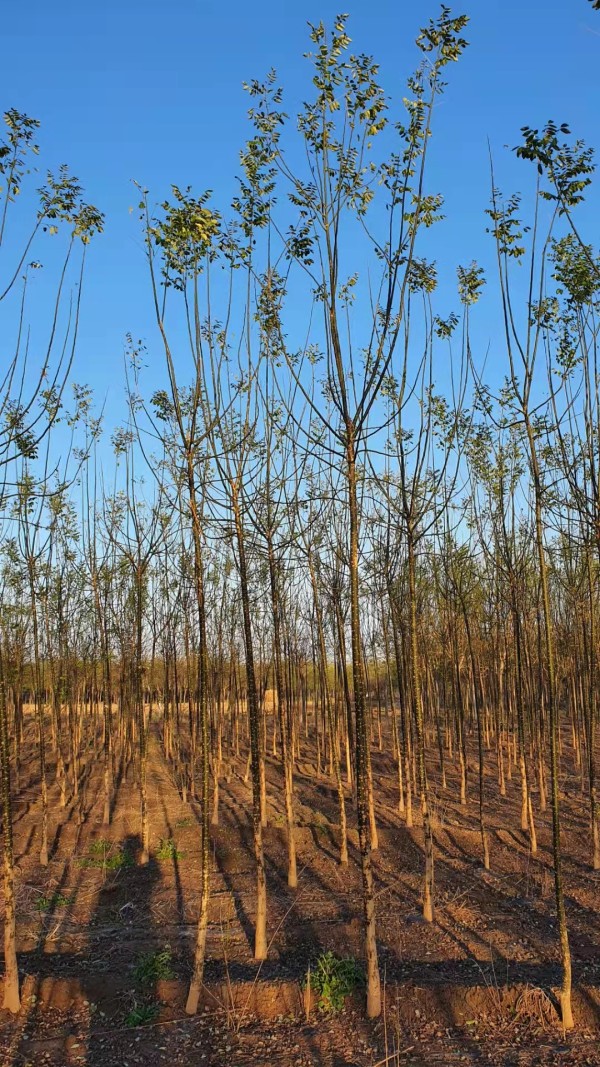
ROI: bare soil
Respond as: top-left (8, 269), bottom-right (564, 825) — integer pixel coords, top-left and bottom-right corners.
top-left (2, 712), bottom-right (600, 1066)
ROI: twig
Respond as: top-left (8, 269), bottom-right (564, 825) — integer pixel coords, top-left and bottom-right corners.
top-left (372, 1047), bottom-right (415, 1067)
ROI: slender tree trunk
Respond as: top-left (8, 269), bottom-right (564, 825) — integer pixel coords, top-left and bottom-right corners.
top-left (0, 652), bottom-right (20, 1012)
top-left (526, 423), bottom-right (573, 1030)
top-left (587, 553), bottom-right (599, 869)
top-left (463, 608), bottom-right (489, 870)
top-left (347, 434), bottom-right (380, 1017)
top-left (308, 554), bottom-right (348, 864)
top-left (407, 535), bottom-right (434, 921)
top-left (233, 491), bottom-right (267, 960)
top-left (186, 467), bottom-right (212, 1014)
top-left (267, 537), bottom-right (297, 888)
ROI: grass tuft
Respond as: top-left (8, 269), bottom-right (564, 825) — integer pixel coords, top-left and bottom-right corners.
top-left (156, 837), bottom-right (183, 861)
top-left (125, 1001), bottom-right (159, 1027)
top-left (36, 892), bottom-right (74, 912)
top-left (77, 841), bottom-right (133, 870)
top-left (133, 946), bottom-right (174, 985)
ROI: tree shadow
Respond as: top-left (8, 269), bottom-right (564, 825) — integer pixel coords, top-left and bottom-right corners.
top-left (158, 789), bottom-right (185, 922)
top-left (4, 832), bottom-right (166, 1067)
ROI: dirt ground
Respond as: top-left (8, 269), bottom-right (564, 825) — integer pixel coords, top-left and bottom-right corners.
top-left (3, 711), bottom-right (600, 1066)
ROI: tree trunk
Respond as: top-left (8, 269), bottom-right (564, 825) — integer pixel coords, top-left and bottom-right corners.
top-left (0, 655), bottom-right (20, 1012)
top-left (347, 434), bottom-right (381, 1017)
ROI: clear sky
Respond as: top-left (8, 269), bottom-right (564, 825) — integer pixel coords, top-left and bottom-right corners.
top-left (2, 0), bottom-right (599, 439)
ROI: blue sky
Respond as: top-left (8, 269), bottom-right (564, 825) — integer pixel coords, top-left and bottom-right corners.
top-left (2, 0), bottom-right (599, 447)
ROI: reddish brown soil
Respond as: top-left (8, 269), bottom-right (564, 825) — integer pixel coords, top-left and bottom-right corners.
top-left (2, 712), bottom-right (600, 1065)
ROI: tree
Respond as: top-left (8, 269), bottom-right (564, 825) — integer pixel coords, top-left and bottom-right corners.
top-left (139, 181), bottom-right (231, 1009)
top-left (239, 9), bottom-right (468, 1014)
top-left (485, 146), bottom-right (580, 1029)
top-left (0, 108), bottom-right (102, 1014)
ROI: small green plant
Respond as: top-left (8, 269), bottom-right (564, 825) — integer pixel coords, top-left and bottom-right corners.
top-left (133, 947), bottom-right (174, 985)
top-left (105, 849), bottom-right (133, 870)
top-left (304, 951), bottom-right (363, 1013)
top-left (89, 838), bottom-right (111, 855)
top-left (156, 837), bottom-right (183, 861)
top-left (125, 1001), bottom-right (158, 1027)
top-left (77, 841), bottom-right (133, 870)
top-left (36, 892), bottom-right (74, 912)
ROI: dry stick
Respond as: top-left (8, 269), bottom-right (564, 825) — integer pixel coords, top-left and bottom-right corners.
top-left (304, 963), bottom-right (311, 1022)
top-left (372, 1050), bottom-right (415, 1067)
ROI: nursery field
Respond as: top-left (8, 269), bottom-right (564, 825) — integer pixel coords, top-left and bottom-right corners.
top-left (4, 3), bottom-right (600, 1064)
top-left (2, 712), bottom-right (600, 1067)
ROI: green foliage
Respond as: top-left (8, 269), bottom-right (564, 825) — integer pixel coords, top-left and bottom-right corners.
top-left (133, 947), bottom-right (174, 986)
top-left (149, 185), bottom-right (220, 288)
top-left (77, 840), bottom-right (133, 870)
top-left (434, 311), bottom-right (459, 338)
top-left (457, 261), bottom-right (485, 306)
top-left (486, 190), bottom-right (528, 260)
top-left (4, 403), bottom-right (38, 460)
top-left (516, 120), bottom-right (594, 211)
top-left (0, 109), bottom-right (40, 202)
top-left (125, 1001), bottom-right (159, 1027)
top-left (416, 6), bottom-right (469, 66)
top-left (36, 163), bottom-right (104, 242)
top-left (304, 951), bottom-right (363, 1012)
top-left (407, 257), bottom-right (438, 294)
top-left (156, 838), bottom-right (183, 861)
top-left (36, 893), bottom-right (74, 912)
top-left (89, 838), bottom-right (111, 854)
top-left (552, 234), bottom-right (600, 308)
top-left (105, 851), bottom-right (133, 870)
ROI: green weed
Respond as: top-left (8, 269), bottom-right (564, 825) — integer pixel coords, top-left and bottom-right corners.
top-left (77, 841), bottom-right (133, 870)
top-left (125, 1001), bottom-right (158, 1027)
top-left (36, 893), bottom-right (74, 912)
top-left (89, 839), bottom-right (111, 855)
top-left (156, 837), bottom-right (183, 861)
top-left (304, 951), bottom-right (363, 1013)
top-left (133, 947), bottom-right (174, 985)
